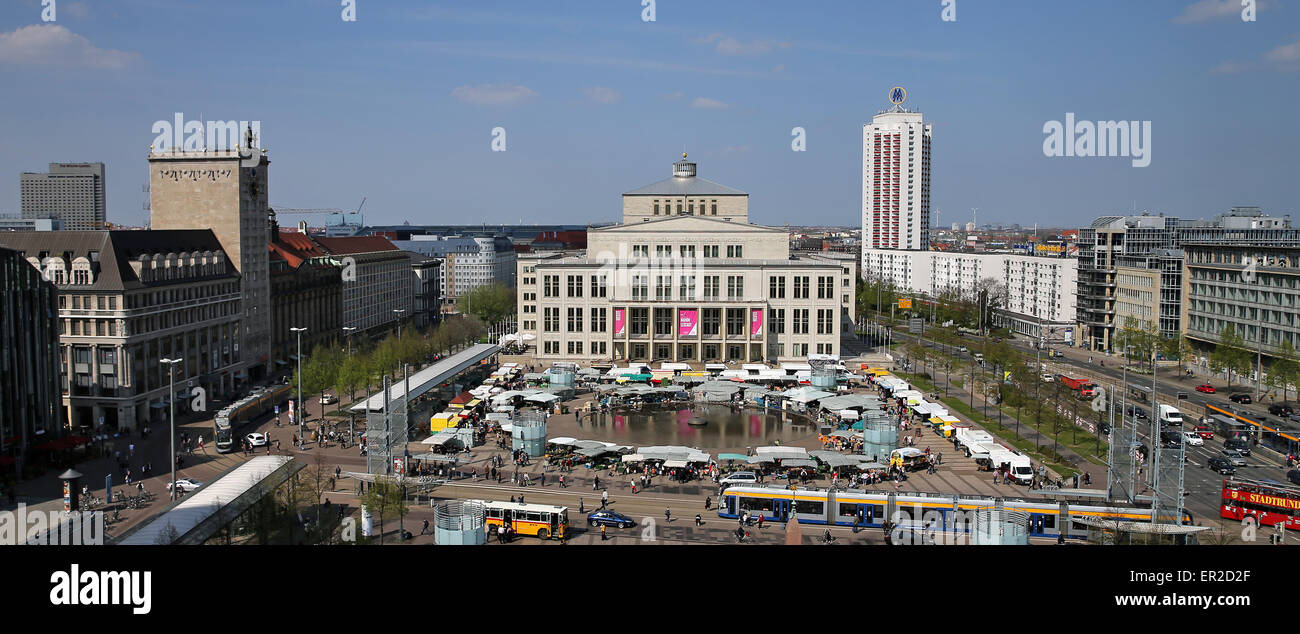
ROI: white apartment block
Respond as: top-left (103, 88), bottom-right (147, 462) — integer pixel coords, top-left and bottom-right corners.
top-left (518, 157), bottom-right (856, 364)
top-left (862, 106), bottom-right (931, 256)
top-left (861, 247), bottom-right (1076, 341)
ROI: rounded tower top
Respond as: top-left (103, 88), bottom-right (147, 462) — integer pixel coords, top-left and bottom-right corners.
top-left (672, 153), bottom-right (696, 178)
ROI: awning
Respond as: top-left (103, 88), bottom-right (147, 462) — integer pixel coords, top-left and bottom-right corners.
top-left (663, 459), bottom-right (688, 468)
top-left (621, 454), bottom-right (645, 462)
top-left (524, 393), bottom-right (559, 404)
top-left (548, 437), bottom-right (577, 446)
top-left (781, 459), bottom-right (818, 468)
top-left (746, 456), bottom-right (775, 464)
top-left (838, 409), bottom-right (860, 420)
top-left (718, 453), bottom-right (750, 461)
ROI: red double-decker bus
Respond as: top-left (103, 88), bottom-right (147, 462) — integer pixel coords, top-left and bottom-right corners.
top-left (1220, 477), bottom-right (1300, 528)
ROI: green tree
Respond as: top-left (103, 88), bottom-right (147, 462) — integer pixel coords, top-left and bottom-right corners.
top-left (361, 479), bottom-right (409, 545)
top-left (1269, 339), bottom-right (1300, 403)
top-left (463, 283), bottom-right (516, 325)
top-left (335, 353), bottom-right (367, 404)
top-left (1209, 325), bottom-right (1251, 387)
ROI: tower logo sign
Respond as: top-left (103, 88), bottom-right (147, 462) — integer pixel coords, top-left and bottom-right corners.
top-left (889, 86), bottom-right (907, 105)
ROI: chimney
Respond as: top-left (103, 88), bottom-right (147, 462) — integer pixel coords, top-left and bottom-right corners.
top-left (298, 220), bottom-right (308, 234)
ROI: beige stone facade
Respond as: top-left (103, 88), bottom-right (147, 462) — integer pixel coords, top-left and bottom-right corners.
top-left (517, 157), bottom-right (856, 365)
top-left (148, 149), bottom-right (273, 380)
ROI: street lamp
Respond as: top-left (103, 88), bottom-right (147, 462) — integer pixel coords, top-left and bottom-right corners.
top-left (160, 358), bottom-right (182, 500)
top-left (291, 327), bottom-right (307, 442)
top-left (343, 326), bottom-right (357, 357)
top-left (393, 309), bottom-right (407, 339)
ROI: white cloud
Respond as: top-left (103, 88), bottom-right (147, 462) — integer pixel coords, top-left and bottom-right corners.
top-left (1264, 40), bottom-right (1300, 63)
top-left (1209, 39), bottom-right (1300, 74)
top-left (0, 24), bottom-right (138, 69)
top-left (691, 97), bottom-right (729, 109)
top-left (451, 83), bottom-right (539, 105)
top-left (663, 91), bottom-right (684, 100)
top-left (584, 86), bottom-right (621, 104)
top-left (1173, 0), bottom-right (1260, 24)
top-left (1209, 60), bottom-right (1252, 74)
top-left (695, 32), bottom-right (790, 56)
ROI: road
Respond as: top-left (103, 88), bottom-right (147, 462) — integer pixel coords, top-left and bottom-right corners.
top-left (859, 322), bottom-right (1300, 527)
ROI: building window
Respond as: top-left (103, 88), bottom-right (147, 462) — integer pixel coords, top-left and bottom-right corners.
top-left (567, 275), bottom-right (583, 298)
top-left (769, 309), bottom-right (786, 335)
top-left (632, 275), bottom-right (648, 301)
top-left (656, 275), bottom-right (671, 300)
top-left (567, 307), bottom-right (584, 332)
top-left (769, 277), bottom-right (786, 299)
top-left (543, 307), bottom-right (559, 332)
top-left (794, 309), bottom-right (809, 334)
top-left (630, 308), bottom-right (649, 335)
top-left (591, 274), bottom-right (607, 298)
top-left (818, 276), bottom-right (834, 299)
top-left (704, 245), bottom-right (719, 258)
top-left (702, 308), bottom-right (721, 336)
top-left (543, 275), bottom-right (559, 298)
top-left (711, 201), bottom-right (718, 215)
top-left (727, 245), bottom-right (743, 258)
top-left (679, 245), bottom-right (696, 258)
top-left (726, 309), bottom-right (746, 336)
top-left (591, 308), bottom-right (607, 332)
top-left (794, 276), bottom-right (810, 299)
top-left (654, 308), bottom-right (673, 336)
top-left (703, 276), bottom-right (720, 300)
top-left (817, 309), bottom-right (833, 335)
top-left (727, 275), bottom-right (744, 299)
top-left (678, 275), bottom-right (696, 300)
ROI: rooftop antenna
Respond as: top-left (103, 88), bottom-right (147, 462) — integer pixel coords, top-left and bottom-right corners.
top-left (971, 207), bottom-right (978, 229)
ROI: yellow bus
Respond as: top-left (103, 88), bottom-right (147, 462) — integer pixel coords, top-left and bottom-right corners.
top-left (481, 500), bottom-right (569, 540)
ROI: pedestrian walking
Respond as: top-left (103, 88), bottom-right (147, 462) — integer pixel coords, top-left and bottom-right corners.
top-left (421, 519), bottom-right (430, 535)
top-left (758, 515), bottom-right (764, 529)
top-left (665, 508), bottom-right (671, 523)
top-left (601, 489), bottom-right (608, 509)
top-left (540, 473), bottom-right (546, 487)
top-left (601, 524), bottom-right (607, 541)
top-left (695, 514), bottom-right (703, 526)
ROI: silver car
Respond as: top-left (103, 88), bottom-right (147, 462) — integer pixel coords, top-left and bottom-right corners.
top-left (1219, 449), bottom-right (1247, 467)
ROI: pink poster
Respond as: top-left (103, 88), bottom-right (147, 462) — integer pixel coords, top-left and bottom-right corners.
top-left (751, 308), bottom-right (764, 337)
top-left (678, 309), bottom-right (698, 336)
top-left (614, 308), bottom-right (626, 336)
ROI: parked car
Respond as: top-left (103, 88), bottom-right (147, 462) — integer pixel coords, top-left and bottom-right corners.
top-left (1219, 449), bottom-right (1248, 467)
top-left (167, 478), bottom-right (203, 493)
top-left (1098, 421), bottom-right (1111, 435)
top-left (1193, 424), bottom-right (1214, 440)
top-left (719, 471), bottom-right (758, 486)
top-left (1269, 404), bottom-right (1294, 417)
top-left (319, 393), bottom-right (339, 405)
top-left (245, 432), bottom-right (267, 447)
top-left (1229, 394), bottom-right (1253, 404)
top-left (1160, 430), bottom-right (1183, 449)
top-left (1195, 384), bottom-right (1216, 394)
top-left (1181, 431), bottom-right (1204, 447)
top-left (586, 510), bottom-right (636, 528)
top-left (1206, 457), bottom-right (1236, 476)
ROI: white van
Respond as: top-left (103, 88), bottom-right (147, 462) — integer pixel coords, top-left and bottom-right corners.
top-left (1157, 404), bottom-right (1183, 427)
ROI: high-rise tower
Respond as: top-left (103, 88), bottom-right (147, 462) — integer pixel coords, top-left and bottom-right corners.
top-left (862, 95), bottom-right (931, 254)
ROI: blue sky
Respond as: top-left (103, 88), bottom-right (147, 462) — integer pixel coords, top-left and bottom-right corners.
top-left (0, 0), bottom-right (1297, 228)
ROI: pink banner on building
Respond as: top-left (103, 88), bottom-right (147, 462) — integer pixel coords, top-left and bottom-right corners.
top-left (678, 309), bottom-right (698, 336)
top-left (751, 308), bottom-right (764, 337)
top-left (614, 308), bottom-right (626, 336)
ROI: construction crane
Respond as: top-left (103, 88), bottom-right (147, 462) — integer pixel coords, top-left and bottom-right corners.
top-left (271, 207), bottom-right (344, 215)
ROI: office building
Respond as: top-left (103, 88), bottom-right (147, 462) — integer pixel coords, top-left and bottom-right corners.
top-left (313, 236), bottom-right (412, 335)
top-left (148, 132), bottom-right (273, 381)
top-left (518, 155), bottom-right (857, 364)
top-left (1182, 208), bottom-right (1299, 365)
top-left (405, 252), bottom-right (443, 329)
top-left (0, 246), bottom-right (64, 474)
top-left (268, 217), bottom-right (343, 368)
top-left (391, 235), bottom-right (515, 313)
top-left (0, 215), bottom-right (63, 231)
top-left (20, 162), bottom-right (106, 230)
top-left (0, 230), bottom-right (242, 431)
